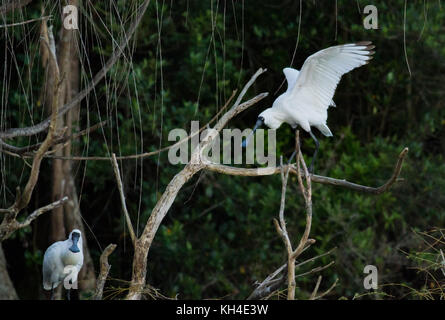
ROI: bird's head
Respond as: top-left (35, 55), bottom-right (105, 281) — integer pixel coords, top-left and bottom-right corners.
top-left (241, 108), bottom-right (283, 147)
top-left (258, 108), bottom-right (283, 130)
top-left (68, 229), bottom-right (82, 253)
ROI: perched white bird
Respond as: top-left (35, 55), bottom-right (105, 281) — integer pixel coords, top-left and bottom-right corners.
top-left (243, 41), bottom-right (375, 171)
top-left (42, 229), bottom-right (83, 300)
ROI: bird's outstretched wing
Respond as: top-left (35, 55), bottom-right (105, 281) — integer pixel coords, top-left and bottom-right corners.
top-left (283, 67), bottom-right (300, 94)
top-left (283, 67), bottom-right (336, 107)
top-left (289, 42), bottom-right (374, 114)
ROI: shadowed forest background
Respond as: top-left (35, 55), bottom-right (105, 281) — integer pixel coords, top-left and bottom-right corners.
top-left (1, 0), bottom-right (444, 300)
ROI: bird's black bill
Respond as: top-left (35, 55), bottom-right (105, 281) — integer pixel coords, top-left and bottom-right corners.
top-left (241, 117), bottom-right (264, 147)
top-left (69, 232), bottom-right (80, 253)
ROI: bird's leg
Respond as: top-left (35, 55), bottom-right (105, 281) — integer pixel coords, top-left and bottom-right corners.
top-left (50, 287), bottom-right (54, 300)
top-left (66, 288), bottom-right (71, 301)
top-left (308, 131), bottom-right (319, 173)
top-left (287, 126), bottom-right (298, 164)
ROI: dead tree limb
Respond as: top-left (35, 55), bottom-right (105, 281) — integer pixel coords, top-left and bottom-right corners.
top-left (125, 68), bottom-right (268, 300)
top-left (273, 131), bottom-right (312, 300)
top-left (93, 243), bottom-right (117, 300)
top-left (205, 147), bottom-right (408, 195)
top-left (295, 261), bottom-right (335, 279)
top-left (0, 197), bottom-right (68, 241)
top-left (111, 154), bottom-right (136, 245)
top-left (249, 133), bottom-right (340, 300)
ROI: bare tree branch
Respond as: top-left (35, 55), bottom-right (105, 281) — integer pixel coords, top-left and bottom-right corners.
top-left (111, 154), bottom-right (136, 245)
top-left (0, 15), bottom-right (51, 28)
top-left (0, 197), bottom-right (68, 241)
top-left (18, 197), bottom-right (68, 229)
top-left (440, 249), bottom-right (445, 277)
top-left (0, 121), bottom-right (107, 155)
top-left (310, 276), bottom-right (322, 300)
top-left (205, 147), bottom-right (409, 194)
top-left (93, 243), bottom-right (117, 300)
top-left (312, 278), bottom-right (339, 300)
top-left (295, 261), bottom-right (335, 278)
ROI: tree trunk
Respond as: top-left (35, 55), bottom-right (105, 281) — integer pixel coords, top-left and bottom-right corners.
top-left (0, 244), bottom-right (18, 300)
top-left (47, 0), bottom-right (96, 297)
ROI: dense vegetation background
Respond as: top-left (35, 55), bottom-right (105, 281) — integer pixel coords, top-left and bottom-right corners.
top-left (1, 0), bottom-right (444, 299)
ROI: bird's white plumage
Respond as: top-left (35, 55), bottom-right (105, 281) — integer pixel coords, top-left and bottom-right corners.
top-left (283, 67), bottom-right (300, 94)
top-left (283, 67), bottom-right (336, 107)
top-left (259, 42), bottom-right (374, 136)
top-left (42, 229), bottom-right (84, 291)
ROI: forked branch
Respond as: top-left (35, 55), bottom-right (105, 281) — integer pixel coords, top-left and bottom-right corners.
top-left (273, 131), bottom-right (314, 300)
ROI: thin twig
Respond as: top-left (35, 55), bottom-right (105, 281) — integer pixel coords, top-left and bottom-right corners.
top-left (0, 15), bottom-right (51, 28)
top-left (0, 121), bottom-right (107, 155)
top-left (18, 197), bottom-right (69, 229)
top-left (440, 249), bottom-right (445, 277)
top-left (310, 276), bottom-right (322, 300)
top-left (111, 154), bottom-right (136, 245)
top-left (312, 278), bottom-right (339, 300)
top-left (295, 261), bottom-right (335, 278)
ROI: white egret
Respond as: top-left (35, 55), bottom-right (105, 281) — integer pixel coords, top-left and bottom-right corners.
top-left (243, 41), bottom-right (375, 172)
top-left (42, 229), bottom-right (83, 300)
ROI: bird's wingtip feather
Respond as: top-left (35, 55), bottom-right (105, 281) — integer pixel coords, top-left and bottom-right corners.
top-left (356, 41), bottom-right (372, 46)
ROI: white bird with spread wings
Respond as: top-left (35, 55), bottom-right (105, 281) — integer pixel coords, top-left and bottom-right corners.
top-left (242, 41), bottom-right (375, 172)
